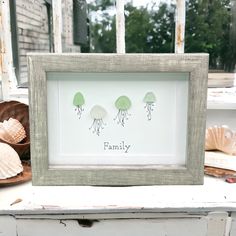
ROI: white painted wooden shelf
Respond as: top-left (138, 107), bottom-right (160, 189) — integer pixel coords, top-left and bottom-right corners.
top-left (0, 176), bottom-right (236, 236)
top-left (207, 87), bottom-right (236, 110)
top-left (207, 101), bottom-right (236, 110)
top-left (0, 176), bottom-right (235, 214)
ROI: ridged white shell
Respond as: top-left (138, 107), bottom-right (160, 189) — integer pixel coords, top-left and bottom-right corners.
top-left (0, 118), bottom-right (26, 144)
top-left (205, 125), bottom-right (236, 155)
top-left (0, 143), bottom-right (23, 179)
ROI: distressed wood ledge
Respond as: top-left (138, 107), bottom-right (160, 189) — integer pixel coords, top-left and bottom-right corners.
top-left (0, 177), bottom-right (235, 216)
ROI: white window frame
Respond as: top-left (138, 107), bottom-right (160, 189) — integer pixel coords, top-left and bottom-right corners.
top-left (115, 0), bottom-right (185, 54)
top-left (1, 0), bottom-right (235, 106)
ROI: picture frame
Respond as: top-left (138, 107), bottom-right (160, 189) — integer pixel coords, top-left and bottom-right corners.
top-left (28, 53), bottom-right (209, 186)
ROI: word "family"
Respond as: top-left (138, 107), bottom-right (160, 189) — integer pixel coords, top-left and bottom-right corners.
top-left (104, 141), bottom-right (131, 153)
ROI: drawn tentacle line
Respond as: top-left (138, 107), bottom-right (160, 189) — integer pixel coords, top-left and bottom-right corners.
top-left (89, 105), bottom-right (107, 136)
top-left (73, 92), bottom-right (85, 119)
top-left (143, 92), bottom-right (156, 121)
top-left (114, 95), bottom-right (132, 127)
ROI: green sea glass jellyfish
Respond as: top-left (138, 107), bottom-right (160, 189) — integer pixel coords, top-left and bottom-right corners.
top-left (89, 105), bottom-right (107, 136)
top-left (114, 95), bottom-right (132, 127)
top-left (143, 92), bottom-right (156, 121)
top-left (73, 92), bottom-right (85, 119)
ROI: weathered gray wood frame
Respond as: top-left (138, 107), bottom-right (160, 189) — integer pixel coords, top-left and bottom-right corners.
top-left (28, 53), bottom-right (209, 186)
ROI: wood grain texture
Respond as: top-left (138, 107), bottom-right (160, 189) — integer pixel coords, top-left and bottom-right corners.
top-left (0, 162), bottom-right (31, 187)
top-left (28, 53), bottom-right (209, 186)
top-left (15, 218), bottom-right (208, 236)
top-left (230, 213), bottom-right (236, 236)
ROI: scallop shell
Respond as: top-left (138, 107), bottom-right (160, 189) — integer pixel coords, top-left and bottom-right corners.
top-left (0, 118), bottom-right (26, 144)
top-left (0, 143), bottom-right (23, 179)
top-left (0, 101), bottom-right (30, 159)
top-left (205, 125), bottom-right (236, 155)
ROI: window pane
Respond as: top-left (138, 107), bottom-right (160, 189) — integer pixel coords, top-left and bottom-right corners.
top-left (185, 0), bottom-right (236, 73)
top-left (13, 0), bottom-right (51, 86)
top-left (125, 0), bottom-right (176, 53)
top-left (73, 0), bottom-right (88, 45)
top-left (86, 0), bottom-right (116, 53)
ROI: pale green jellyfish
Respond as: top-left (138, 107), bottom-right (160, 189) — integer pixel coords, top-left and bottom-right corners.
top-left (73, 92), bottom-right (85, 119)
top-left (89, 105), bottom-right (107, 136)
top-left (114, 96), bottom-right (132, 127)
top-left (143, 92), bottom-right (156, 121)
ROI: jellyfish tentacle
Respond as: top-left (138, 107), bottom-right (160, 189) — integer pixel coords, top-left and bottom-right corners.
top-left (90, 118), bottom-right (106, 136)
top-left (101, 119), bottom-right (106, 128)
top-left (114, 110), bottom-right (124, 126)
top-left (89, 105), bottom-right (107, 136)
top-left (147, 104), bottom-right (152, 120)
top-left (95, 120), bottom-right (99, 136)
top-left (113, 112), bottom-right (119, 122)
top-left (143, 92), bottom-right (156, 121)
top-left (73, 92), bottom-right (85, 119)
top-left (76, 105), bottom-right (84, 119)
top-left (145, 102), bottom-right (155, 120)
top-left (114, 96), bottom-right (132, 127)
top-left (89, 119), bottom-right (96, 131)
top-left (114, 108), bottom-right (132, 127)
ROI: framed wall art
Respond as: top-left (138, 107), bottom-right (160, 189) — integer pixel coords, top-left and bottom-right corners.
top-left (28, 53), bottom-right (209, 185)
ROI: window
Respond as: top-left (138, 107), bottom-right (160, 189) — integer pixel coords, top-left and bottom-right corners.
top-left (73, 0), bottom-right (89, 45)
top-left (1, 0), bottom-right (235, 101)
top-left (87, 0), bottom-right (235, 73)
top-left (87, 0), bottom-right (177, 53)
top-left (125, 0), bottom-right (176, 53)
top-left (9, 0), bottom-right (20, 82)
top-left (185, 0), bottom-right (236, 73)
top-left (8, 0), bottom-right (52, 86)
top-left (86, 0), bottom-right (116, 52)
top-left (45, 0), bottom-right (54, 52)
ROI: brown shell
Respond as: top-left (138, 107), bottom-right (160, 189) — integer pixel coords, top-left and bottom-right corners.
top-left (205, 125), bottom-right (236, 155)
top-left (0, 143), bottom-right (23, 179)
top-left (0, 101), bottom-right (30, 159)
top-left (0, 118), bottom-right (26, 144)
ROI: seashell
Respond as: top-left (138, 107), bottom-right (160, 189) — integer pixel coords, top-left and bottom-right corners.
top-left (0, 118), bottom-right (26, 144)
top-left (0, 101), bottom-right (30, 159)
top-left (0, 143), bottom-right (23, 179)
top-left (205, 125), bottom-right (236, 155)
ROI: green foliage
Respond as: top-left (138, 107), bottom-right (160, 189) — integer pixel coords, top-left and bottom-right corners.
top-left (125, 3), bottom-right (175, 53)
top-left (87, 0), bottom-right (116, 52)
top-left (125, 4), bottom-right (152, 53)
top-left (90, 15), bottom-right (116, 53)
top-left (87, 0), bottom-right (234, 71)
top-left (185, 0), bottom-right (232, 70)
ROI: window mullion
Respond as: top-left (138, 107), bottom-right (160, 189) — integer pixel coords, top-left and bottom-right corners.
top-left (116, 0), bottom-right (125, 54)
top-left (52, 0), bottom-right (62, 53)
top-left (175, 0), bottom-right (186, 53)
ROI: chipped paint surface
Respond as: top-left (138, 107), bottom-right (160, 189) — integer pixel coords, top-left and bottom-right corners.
top-left (177, 24), bottom-right (184, 47)
top-left (116, 0), bottom-right (125, 53)
top-left (0, 0), bottom-right (16, 99)
top-left (0, 214), bottom-right (229, 236)
top-left (52, 0), bottom-right (62, 53)
top-left (0, 8), bottom-right (5, 74)
top-left (175, 0), bottom-right (185, 53)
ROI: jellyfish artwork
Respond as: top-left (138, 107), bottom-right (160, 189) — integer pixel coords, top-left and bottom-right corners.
top-left (114, 96), bottom-right (132, 127)
top-left (89, 105), bottom-right (107, 136)
top-left (73, 92), bottom-right (85, 119)
top-left (143, 92), bottom-right (156, 121)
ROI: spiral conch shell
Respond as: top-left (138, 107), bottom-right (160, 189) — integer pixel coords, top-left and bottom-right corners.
top-left (205, 125), bottom-right (236, 155)
top-left (0, 118), bottom-right (26, 144)
top-left (0, 143), bottom-right (23, 179)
